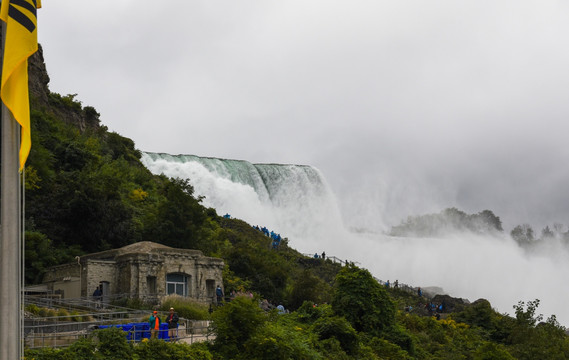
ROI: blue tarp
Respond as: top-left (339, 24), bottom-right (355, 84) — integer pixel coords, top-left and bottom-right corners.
top-left (97, 322), bottom-right (170, 341)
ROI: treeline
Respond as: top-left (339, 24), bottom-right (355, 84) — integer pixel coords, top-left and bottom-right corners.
top-left (389, 207), bottom-right (569, 252)
top-left (390, 208), bottom-right (503, 237)
top-left (510, 223), bottom-right (569, 248)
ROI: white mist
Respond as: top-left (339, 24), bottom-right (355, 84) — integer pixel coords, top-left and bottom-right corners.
top-left (141, 152), bottom-right (569, 327)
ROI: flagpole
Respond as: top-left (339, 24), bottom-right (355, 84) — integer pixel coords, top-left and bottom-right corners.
top-left (0, 18), bottom-right (23, 360)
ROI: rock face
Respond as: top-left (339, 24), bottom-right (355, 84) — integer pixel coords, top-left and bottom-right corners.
top-left (28, 44), bottom-right (50, 107)
top-left (432, 294), bottom-right (468, 313)
top-left (28, 44), bottom-right (101, 132)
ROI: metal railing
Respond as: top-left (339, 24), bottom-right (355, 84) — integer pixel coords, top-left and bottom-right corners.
top-left (299, 254), bottom-right (423, 298)
top-left (24, 316), bottom-right (213, 349)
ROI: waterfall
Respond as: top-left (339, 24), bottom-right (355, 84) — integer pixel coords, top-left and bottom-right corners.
top-left (141, 152), bottom-right (346, 248)
top-left (140, 152), bottom-right (569, 326)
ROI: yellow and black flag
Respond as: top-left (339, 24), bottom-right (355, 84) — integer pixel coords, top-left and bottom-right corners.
top-left (0, 0), bottom-right (40, 171)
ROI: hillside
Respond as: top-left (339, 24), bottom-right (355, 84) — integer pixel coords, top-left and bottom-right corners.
top-left (22, 46), bottom-right (569, 359)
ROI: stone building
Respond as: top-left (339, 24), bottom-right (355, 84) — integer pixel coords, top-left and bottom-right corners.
top-left (42, 241), bottom-right (224, 304)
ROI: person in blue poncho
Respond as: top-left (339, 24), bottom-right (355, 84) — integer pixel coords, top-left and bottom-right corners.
top-left (216, 285), bottom-right (224, 304)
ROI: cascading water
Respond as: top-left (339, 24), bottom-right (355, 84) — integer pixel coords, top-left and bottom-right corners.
top-left (141, 152), bottom-right (347, 250)
top-left (141, 152), bottom-right (569, 326)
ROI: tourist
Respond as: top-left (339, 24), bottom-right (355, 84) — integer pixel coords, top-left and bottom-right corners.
top-left (149, 310), bottom-right (161, 339)
top-left (167, 307), bottom-right (179, 341)
top-left (92, 285), bottom-right (102, 308)
top-left (216, 285), bottom-right (224, 304)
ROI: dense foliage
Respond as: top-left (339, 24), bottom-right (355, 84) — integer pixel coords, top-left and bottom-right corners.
top-left (25, 276), bottom-right (569, 359)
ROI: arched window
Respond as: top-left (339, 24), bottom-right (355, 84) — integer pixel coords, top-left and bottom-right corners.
top-left (166, 273), bottom-right (189, 296)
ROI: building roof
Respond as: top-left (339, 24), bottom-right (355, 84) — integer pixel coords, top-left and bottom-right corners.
top-left (79, 241), bottom-right (205, 261)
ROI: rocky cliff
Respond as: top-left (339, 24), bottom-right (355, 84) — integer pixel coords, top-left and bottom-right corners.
top-left (29, 44), bottom-right (101, 133)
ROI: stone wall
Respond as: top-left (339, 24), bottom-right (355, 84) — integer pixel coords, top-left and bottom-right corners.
top-left (43, 242), bottom-right (224, 302)
top-left (84, 260), bottom-right (116, 297)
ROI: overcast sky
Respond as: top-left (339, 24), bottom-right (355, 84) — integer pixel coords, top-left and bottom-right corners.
top-left (38, 1), bottom-right (569, 232)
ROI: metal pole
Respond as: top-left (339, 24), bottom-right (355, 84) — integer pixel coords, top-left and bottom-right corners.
top-left (0, 19), bottom-right (23, 359)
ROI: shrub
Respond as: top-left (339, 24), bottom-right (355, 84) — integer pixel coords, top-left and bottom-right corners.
top-left (287, 270), bottom-right (331, 310)
top-left (331, 264), bottom-right (396, 336)
top-left (70, 311), bottom-right (82, 322)
top-left (473, 342), bottom-right (515, 360)
top-left (243, 321), bottom-right (322, 360)
top-left (295, 301), bottom-right (333, 324)
top-left (366, 337), bottom-right (412, 360)
top-left (57, 308), bottom-right (70, 321)
top-left (160, 294), bottom-right (210, 320)
top-left (93, 327), bottom-right (133, 359)
top-left (312, 316), bottom-right (358, 354)
top-left (66, 336), bottom-right (99, 360)
top-left (38, 307), bottom-right (48, 317)
top-left (134, 339), bottom-right (213, 360)
top-left (24, 346), bottom-right (66, 360)
top-left (25, 304), bottom-right (40, 315)
top-left (211, 296), bottom-right (266, 358)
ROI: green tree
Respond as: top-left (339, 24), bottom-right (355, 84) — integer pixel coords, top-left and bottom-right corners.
top-left (144, 177), bottom-right (206, 249)
top-left (287, 269), bottom-right (331, 309)
top-left (509, 300), bottom-right (569, 360)
top-left (510, 224), bottom-right (534, 246)
top-left (93, 327), bottom-right (133, 360)
top-left (312, 315), bottom-right (358, 355)
top-left (331, 264), bottom-right (395, 336)
top-left (475, 209), bottom-right (503, 232)
top-left (210, 296), bottom-right (266, 358)
top-left (473, 342), bottom-right (515, 360)
top-left (243, 320), bottom-right (322, 360)
top-left (541, 225), bottom-right (555, 240)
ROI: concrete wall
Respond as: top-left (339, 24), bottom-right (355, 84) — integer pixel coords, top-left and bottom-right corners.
top-left (52, 278), bottom-right (80, 298)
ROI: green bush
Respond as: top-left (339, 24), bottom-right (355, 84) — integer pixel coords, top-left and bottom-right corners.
top-left (93, 327), bottom-right (133, 359)
top-left (383, 325), bottom-right (415, 354)
top-left (366, 337), bottom-right (412, 360)
top-left (24, 346), bottom-right (66, 360)
top-left (294, 301), bottom-right (334, 324)
top-left (331, 264), bottom-right (396, 336)
top-left (134, 338), bottom-right (213, 360)
top-left (160, 295), bottom-right (210, 320)
top-left (25, 304), bottom-right (40, 315)
top-left (66, 336), bottom-right (99, 360)
top-left (57, 308), bottom-right (70, 321)
top-left (473, 342), bottom-right (515, 360)
top-left (316, 338), bottom-right (350, 360)
top-left (211, 296), bottom-right (266, 358)
top-left (242, 321), bottom-right (322, 360)
top-left (287, 270), bottom-right (331, 310)
top-left (312, 316), bottom-right (358, 354)
top-left (70, 311), bottom-right (82, 322)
